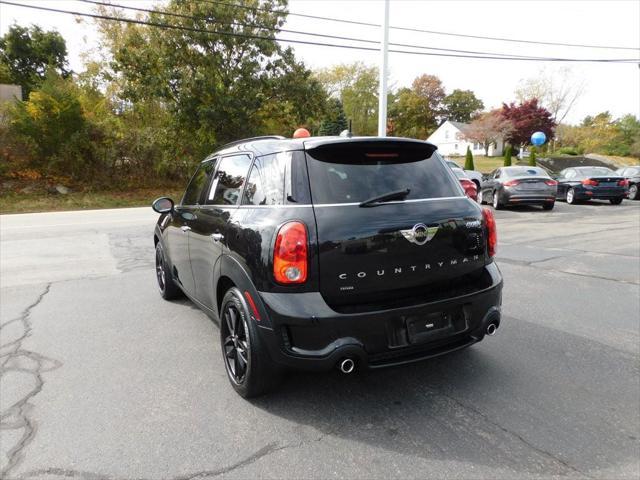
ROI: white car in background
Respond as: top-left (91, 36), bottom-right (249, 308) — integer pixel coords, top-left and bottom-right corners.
top-left (446, 160), bottom-right (483, 190)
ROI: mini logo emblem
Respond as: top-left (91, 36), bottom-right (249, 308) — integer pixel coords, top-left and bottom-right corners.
top-left (400, 223), bottom-right (439, 246)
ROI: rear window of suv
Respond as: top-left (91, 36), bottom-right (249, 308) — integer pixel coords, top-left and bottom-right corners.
top-left (305, 146), bottom-right (460, 204)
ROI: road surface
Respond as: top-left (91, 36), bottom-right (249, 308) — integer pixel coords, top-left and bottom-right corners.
top-left (1, 200), bottom-right (639, 479)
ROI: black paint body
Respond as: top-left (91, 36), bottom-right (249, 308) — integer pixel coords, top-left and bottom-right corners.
top-left (154, 137), bottom-right (503, 371)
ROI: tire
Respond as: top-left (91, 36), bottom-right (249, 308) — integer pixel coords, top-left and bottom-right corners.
top-left (566, 188), bottom-right (577, 204)
top-left (155, 242), bottom-right (182, 300)
top-left (542, 201), bottom-right (555, 210)
top-left (492, 190), bottom-right (503, 210)
top-left (477, 189), bottom-right (484, 204)
top-left (220, 287), bottom-right (282, 398)
top-left (628, 184), bottom-right (638, 200)
top-left (610, 197), bottom-right (623, 205)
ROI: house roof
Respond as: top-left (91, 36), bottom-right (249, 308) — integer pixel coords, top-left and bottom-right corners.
top-left (448, 120), bottom-right (469, 131)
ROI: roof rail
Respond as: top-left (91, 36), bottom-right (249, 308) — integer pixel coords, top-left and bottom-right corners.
top-left (217, 135), bottom-right (286, 151)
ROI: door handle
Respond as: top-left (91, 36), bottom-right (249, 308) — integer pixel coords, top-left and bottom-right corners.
top-left (181, 226), bottom-right (191, 232)
top-left (211, 233), bottom-right (224, 242)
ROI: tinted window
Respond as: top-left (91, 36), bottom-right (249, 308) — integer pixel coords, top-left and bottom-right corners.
top-left (182, 161), bottom-right (214, 206)
top-left (242, 153), bottom-right (288, 205)
top-left (565, 170), bottom-right (576, 179)
top-left (206, 155), bottom-right (252, 205)
top-left (306, 150), bottom-right (460, 204)
top-left (502, 166), bottom-right (549, 177)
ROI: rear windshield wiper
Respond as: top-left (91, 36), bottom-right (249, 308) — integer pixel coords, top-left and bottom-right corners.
top-left (359, 188), bottom-right (411, 207)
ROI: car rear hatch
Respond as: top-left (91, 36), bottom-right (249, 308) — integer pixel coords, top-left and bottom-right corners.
top-left (304, 139), bottom-right (490, 311)
top-left (587, 176), bottom-right (626, 195)
top-left (509, 177), bottom-right (554, 193)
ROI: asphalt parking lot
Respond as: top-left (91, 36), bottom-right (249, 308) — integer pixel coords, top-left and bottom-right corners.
top-left (1, 199), bottom-right (639, 479)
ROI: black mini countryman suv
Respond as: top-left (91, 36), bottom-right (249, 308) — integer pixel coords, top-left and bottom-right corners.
top-left (152, 136), bottom-right (503, 397)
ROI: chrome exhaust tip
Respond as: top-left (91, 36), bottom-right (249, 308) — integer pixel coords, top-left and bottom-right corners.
top-left (339, 358), bottom-right (355, 374)
top-left (486, 323), bottom-right (497, 336)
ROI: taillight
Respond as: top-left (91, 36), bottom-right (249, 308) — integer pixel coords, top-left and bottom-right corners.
top-left (273, 221), bottom-right (308, 284)
top-left (618, 179), bottom-right (629, 187)
top-left (582, 179), bottom-right (599, 186)
top-left (503, 180), bottom-right (520, 187)
top-left (482, 208), bottom-right (497, 258)
top-left (545, 179), bottom-right (558, 186)
top-left (460, 179), bottom-right (475, 189)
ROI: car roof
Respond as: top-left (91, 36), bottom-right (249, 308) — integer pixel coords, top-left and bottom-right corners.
top-left (205, 136), bottom-right (438, 160)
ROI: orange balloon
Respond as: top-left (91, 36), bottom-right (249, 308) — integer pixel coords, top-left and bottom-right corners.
top-left (293, 128), bottom-right (311, 138)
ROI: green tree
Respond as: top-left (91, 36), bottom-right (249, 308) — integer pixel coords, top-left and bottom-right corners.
top-left (97, 0), bottom-right (316, 165)
top-left (389, 74), bottom-right (446, 139)
top-left (0, 24), bottom-right (70, 97)
top-left (464, 145), bottom-right (475, 170)
top-left (444, 89), bottom-right (484, 123)
top-left (318, 98), bottom-right (348, 135)
top-left (504, 145), bottom-right (513, 166)
top-left (315, 62), bottom-right (378, 135)
top-left (529, 146), bottom-right (537, 166)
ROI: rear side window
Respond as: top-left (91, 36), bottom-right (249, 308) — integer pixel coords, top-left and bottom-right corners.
top-left (206, 155), bottom-right (252, 205)
top-left (182, 161), bottom-right (215, 206)
top-left (305, 147), bottom-right (460, 204)
top-left (243, 152), bottom-right (288, 205)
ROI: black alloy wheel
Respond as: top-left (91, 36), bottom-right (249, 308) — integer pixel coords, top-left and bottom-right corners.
top-left (155, 242), bottom-right (181, 300)
top-left (219, 288), bottom-right (282, 397)
top-left (221, 302), bottom-right (250, 385)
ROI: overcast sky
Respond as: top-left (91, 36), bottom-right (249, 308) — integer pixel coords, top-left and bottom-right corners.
top-left (1, 0), bottom-right (639, 124)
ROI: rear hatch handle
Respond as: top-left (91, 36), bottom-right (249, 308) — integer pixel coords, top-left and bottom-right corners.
top-left (359, 188), bottom-right (411, 208)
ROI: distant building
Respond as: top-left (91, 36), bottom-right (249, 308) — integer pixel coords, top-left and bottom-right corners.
top-left (0, 84), bottom-right (22, 104)
top-left (427, 120), bottom-right (504, 157)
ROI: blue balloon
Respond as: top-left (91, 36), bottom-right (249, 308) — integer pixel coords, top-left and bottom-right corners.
top-left (531, 131), bottom-right (546, 146)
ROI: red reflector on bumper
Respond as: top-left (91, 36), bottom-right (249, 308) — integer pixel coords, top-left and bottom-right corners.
top-left (244, 291), bottom-right (261, 321)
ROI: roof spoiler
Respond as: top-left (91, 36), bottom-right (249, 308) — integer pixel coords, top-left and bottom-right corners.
top-left (305, 138), bottom-right (438, 163)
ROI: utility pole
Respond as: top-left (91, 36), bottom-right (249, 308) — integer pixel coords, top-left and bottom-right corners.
top-left (377, 0), bottom-right (390, 137)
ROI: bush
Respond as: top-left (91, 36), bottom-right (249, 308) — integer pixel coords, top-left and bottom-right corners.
top-left (504, 145), bottom-right (512, 166)
top-left (464, 145), bottom-right (474, 170)
top-left (529, 146), bottom-right (537, 166)
top-left (557, 146), bottom-right (580, 156)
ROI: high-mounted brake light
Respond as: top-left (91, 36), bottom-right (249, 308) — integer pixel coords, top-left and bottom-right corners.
top-left (273, 222), bottom-right (308, 284)
top-left (482, 208), bottom-right (497, 258)
top-left (582, 179), bottom-right (599, 186)
top-left (503, 180), bottom-right (520, 187)
top-left (545, 179), bottom-right (558, 186)
top-left (365, 153), bottom-right (399, 158)
top-left (618, 179), bottom-right (629, 187)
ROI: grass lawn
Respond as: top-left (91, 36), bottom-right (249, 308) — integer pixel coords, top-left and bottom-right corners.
top-left (0, 187), bottom-right (183, 215)
top-left (446, 156), bottom-right (507, 173)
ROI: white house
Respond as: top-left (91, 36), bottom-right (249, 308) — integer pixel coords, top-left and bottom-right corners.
top-left (426, 120), bottom-right (504, 157)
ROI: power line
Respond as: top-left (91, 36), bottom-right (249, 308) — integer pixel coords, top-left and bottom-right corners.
top-left (78, 0), bottom-right (589, 61)
top-left (1, 1), bottom-right (639, 63)
top-left (197, 0), bottom-right (640, 52)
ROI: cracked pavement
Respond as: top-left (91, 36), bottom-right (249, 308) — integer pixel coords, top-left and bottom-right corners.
top-left (0, 201), bottom-right (639, 479)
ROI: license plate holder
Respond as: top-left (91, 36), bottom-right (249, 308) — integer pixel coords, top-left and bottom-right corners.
top-left (406, 311), bottom-right (454, 344)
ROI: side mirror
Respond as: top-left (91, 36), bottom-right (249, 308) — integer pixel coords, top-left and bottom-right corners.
top-left (152, 197), bottom-right (174, 214)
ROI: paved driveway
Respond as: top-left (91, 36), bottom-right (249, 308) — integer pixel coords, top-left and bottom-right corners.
top-left (1, 200), bottom-right (639, 479)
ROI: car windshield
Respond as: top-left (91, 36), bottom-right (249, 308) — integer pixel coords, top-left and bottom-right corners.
top-left (306, 149), bottom-right (460, 204)
top-left (502, 167), bottom-right (549, 177)
top-left (576, 167), bottom-right (614, 177)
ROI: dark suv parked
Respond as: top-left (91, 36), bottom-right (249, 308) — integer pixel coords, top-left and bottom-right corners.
top-left (152, 136), bottom-right (503, 397)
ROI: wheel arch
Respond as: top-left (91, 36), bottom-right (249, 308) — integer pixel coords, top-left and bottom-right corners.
top-left (217, 255), bottom-right (271, 328)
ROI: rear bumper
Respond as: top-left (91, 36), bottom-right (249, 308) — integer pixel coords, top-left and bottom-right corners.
top-left (256, 262), bottom-right (503, 371)
top-left (573, 187), bottom-right (626, 200)
top-left (502, 190), bottom-right (555, 205)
